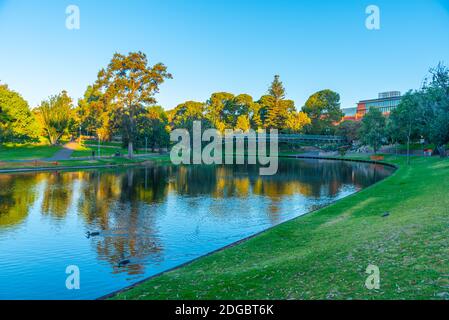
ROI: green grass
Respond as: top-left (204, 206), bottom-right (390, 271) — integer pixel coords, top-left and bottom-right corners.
top-left (0, 140), bottom-right (171, 171)
top-left (0, 143), bottom-right (61, 161)
top-left (83, 140), bottom-right (123, 147)
top-left (394, 143), bottom-right (449, 151)
top-left (0, 154), bottom-right (171, 171)
top-left (71, 144), bottom-right (128, 158)
top-left (396, 143), bottom-right (435, 151)
top-left (112, 155), bottom-right (449, 300)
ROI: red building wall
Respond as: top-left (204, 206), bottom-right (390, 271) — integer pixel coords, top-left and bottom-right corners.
top-left (355, 102), bottom-right (366, 120)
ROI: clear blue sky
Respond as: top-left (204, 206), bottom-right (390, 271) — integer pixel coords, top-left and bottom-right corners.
top-left (0, 0), bottom-right (448, 110)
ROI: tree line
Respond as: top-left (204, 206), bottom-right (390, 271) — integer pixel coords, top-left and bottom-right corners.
top-left (1, 51), bottom-right (347, 156)
top-left (337, 63), bottom-right (449, 162)
top-left (3, 51), bottom-right (446, 160)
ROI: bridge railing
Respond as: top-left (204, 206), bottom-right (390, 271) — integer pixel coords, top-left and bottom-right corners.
top-left (230, 133), bottom-right (347, 142)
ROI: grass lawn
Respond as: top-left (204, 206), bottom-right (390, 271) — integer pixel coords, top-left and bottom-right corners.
top-left (83, 140), bottom-right (123, 147)
top-left (71, 143), bottom-right (128, 158)
top-left (112, 155), bottom-right (449, 300)
top-left (0, 143), bottom-right (61, 161)
top-left (394, 143), bottom-right (449, 151)
top-left (0, 154), bottom-right (171, 171)
top-left (396, 143), bottom-right (434, 151)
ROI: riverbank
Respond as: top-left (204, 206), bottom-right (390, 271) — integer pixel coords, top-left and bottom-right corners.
top-left (0, 142), bottom-right (173, 173)
top-left (0, 155), bottom-right (171, 173)
top-left (111, 155), bottom-right (449, 300)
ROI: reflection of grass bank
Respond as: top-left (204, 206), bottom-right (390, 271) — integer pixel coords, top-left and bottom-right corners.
top-left (112, 156), bottom-right (449, 300)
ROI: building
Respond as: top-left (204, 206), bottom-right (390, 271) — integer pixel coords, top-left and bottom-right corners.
top-left (341, 107), bottom-right (357, 121)
top-left (342, 91), bottom-right (402, 121)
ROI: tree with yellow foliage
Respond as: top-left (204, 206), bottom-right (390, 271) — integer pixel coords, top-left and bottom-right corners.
top-left (285, 111), bottom-right (311, 133)
top-left (235, 115), bottom-right (251, 132)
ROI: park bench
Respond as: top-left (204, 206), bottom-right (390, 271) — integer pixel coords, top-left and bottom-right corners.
top-left (370, 155), bottom-right (384, 161)
top-left (33, 160), bottom-right (59, 167)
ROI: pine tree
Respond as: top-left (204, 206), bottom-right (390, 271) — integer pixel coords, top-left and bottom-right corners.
top-left (264, 75), bottom-right (292, 130)
top-left (268, 75), bottom-right (285, 103)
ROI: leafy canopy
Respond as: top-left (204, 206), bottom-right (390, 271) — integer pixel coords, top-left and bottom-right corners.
top-left (35, 91), bottom-right (73, 145)
top-left (302, 89), bottom-right (343, 135)
top-left (94, 52), bottom-right (172, 155)
top-left (0, 84), bottom-right (38, 143)
top-left (359, 107), bottom-right (386, 154)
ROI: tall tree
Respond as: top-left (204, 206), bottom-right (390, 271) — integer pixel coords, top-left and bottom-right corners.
top-left (336, 120), bottom-right (362, 144)
top-left (235, 115), bottom-right (251, 132)
top-left (268, 75), bottom-right (286, 102)
top-left (232, 94), bottom-right (253, 125)
top-left (302, 89), bottom-right (343, 135)
top-left (169, 101), bottom-right (207, 131)
top-left (35, 91), bottom-right (73, 145)
top-left (389, 90), bottom-right (425, 164)
top-left (248, 101), bottom-right (263, 131)
top-left (422, 63), bottom-right (449, 157)
top-left (94, 52), bottom-right (172, 157)
top-left (359, 107), bottom-right (386, 154)
top-left (0, 106), bottom-right (12, 143)
top-left (264, 75), bottom-right (295, 130)
top-left (0, 84), bottom-right (39, 143)
top-left (206, 92), bottom-right (235, 131)
top-left (76, 85), bottom-right (112, 139)
top-left (137, 106), bottom-right (170, 151)
top-left (285, 111), bottom-right (311, 133)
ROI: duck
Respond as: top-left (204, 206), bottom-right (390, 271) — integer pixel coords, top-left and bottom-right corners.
top-left (118, 259), bottom-right (131, 267)
top-left (86, 231), bottom-right (101, 238)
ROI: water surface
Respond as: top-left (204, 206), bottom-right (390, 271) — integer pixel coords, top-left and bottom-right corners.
top-left (0, 159), bottom-right (394, 299)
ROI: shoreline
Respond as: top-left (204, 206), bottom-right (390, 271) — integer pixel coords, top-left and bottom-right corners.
top-left (0, 155), bottom-right (171, 174)
top-left (0, 153), bottom-right (398, 174)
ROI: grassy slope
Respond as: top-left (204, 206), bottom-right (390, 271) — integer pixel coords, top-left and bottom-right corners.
top-left (113, 156), bottom-right (449, 300)
top-left (0, 144), bottom-right (61, 161)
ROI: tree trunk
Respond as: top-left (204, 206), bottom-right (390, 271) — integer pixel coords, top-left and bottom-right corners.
top-left (407, 136), bottom-right (411, 165)
top-left (128, 141), bottom-right (134, 159)
top-left (406, 123), bottom-right (412, 165)
top-left (50, 135), bottom-right (57, 146)
top-left (437, 145), bottom-right (446, 158)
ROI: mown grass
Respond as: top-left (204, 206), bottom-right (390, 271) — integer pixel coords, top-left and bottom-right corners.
top-left (0, 143), bottom-right (61, 161)
top-left (112, 155), bottom-right (449, 300)
top-left (83, 140), bottom-right (122, 147)
top-left (71, 143), bottom-right (128, 158)
top-left (0, 154), bottom-right (172, 171)
top-left (395, 143), bottom-right (449, 151)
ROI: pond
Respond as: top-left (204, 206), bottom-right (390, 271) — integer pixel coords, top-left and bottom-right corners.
top-left (0, 159), bottom-right (394, 300)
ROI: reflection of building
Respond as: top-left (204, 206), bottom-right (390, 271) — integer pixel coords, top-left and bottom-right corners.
top-left (343, 91), bottom-right (402, 121)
